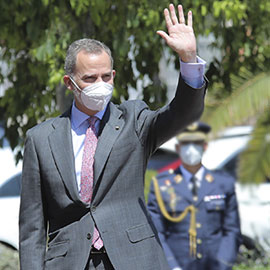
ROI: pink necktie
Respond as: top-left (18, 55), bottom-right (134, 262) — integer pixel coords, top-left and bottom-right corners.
top-left (80, 116), bottom-right (103, 249)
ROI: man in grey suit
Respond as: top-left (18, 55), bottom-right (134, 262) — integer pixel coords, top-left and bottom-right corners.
top-left (19, 4), bottom-right (207, 270)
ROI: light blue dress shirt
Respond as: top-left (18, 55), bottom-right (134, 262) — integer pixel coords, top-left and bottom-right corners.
top-left (180, 164), bottom-right (205, 190)
top-left (71, 104), bottom-right (106, 192)
top-left (180, 56), bottom-right (206, 89)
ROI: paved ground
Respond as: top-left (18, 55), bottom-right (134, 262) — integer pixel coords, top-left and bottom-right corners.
top-left (0, 243), bottom-right (19, 270)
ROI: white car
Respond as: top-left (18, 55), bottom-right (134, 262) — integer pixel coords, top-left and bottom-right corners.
top-left (157, 125), bottom-right (270, 254)
top-left (0, 126), bottom-right (22, 187)
top-left (0, 126), bottom-right (22, 250)
top-left (202, 126), bottom-right (270, 254)
top-left (0, 173), bottom-right (21, 250)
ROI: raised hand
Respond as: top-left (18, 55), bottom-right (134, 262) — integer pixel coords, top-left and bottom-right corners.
top-left (157, 4), bottom-right (197, 63)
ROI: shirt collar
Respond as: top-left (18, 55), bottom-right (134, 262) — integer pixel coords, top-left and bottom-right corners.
top-left (180, 165), bottom-right (205, 183)
top-left (71, 101), bottom-right (107, 130)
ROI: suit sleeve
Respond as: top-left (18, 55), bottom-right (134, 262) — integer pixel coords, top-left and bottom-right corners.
top-left (19, 133), bottom-right (47, 270)
top-left (216, 178), bottom-right (242, 269)
top-left (147, 180), bottom-right (180, 270)
top-left (136, 75), bottom-right (207, 158)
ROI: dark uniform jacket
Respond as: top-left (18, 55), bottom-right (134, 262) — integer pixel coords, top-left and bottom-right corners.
top-left (147, 166), bottom-right (242, 270)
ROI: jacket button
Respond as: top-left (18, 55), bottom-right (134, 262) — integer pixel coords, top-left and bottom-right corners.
top-left (197, 253), bottom-right (202, 259)
top-left (196, 222), bottom-right (201, 228)
top-left (197, 238), bottom-right (202, 244)
top-left (87, 233), bottom-right (91, 240)
top-left (91, 206), bottom-right (96, 212)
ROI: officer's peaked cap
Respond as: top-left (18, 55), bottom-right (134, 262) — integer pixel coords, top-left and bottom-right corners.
top-left (177, 121), bottom-right (211, 142)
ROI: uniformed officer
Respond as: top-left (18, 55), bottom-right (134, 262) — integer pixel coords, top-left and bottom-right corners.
top-left (147, 122), bottom-right (242, 270)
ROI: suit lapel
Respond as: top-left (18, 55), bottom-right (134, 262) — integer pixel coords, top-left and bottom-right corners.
top-left (48, 104), bottom-right (124, 204)
top-left (93, 103), bottom-right (124, 193)
top-left (48, 111), bottom-right (81, 203)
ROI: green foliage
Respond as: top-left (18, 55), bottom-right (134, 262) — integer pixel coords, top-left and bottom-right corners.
top-left (0, 243), bottom-right (19, 270)
top-left (203, 72), bottom-right (270, 183)
top-left (0, 0), bottom-right (168, 156)
top-left (238, 112), bottom-right (270, 183)
top-left (235, 241), bottom-right (270, 269)
top-left (0, 0), bottom-right (270, 167)
top-left (234, 265), bottom-right (270, 270)
top-left (203, 72), bottom-right (270, 134)
top-left (188, 0), bottom-right (270, 98)
top-left (144, 169), bottom-right (157, 202)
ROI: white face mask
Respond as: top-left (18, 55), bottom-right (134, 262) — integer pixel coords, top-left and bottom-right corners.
top-left (70, 77), bottom-right (113, 112)
top-left (179, 143), bottom-right (204, 166)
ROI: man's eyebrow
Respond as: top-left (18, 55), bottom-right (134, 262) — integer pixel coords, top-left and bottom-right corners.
top-left (81, 73), bottom-right (97, 79)
top-left (82, 71), bottom-right (111, 78)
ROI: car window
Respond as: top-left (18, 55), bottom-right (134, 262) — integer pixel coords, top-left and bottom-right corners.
top-left (0, 173), bottom-right (21, 197)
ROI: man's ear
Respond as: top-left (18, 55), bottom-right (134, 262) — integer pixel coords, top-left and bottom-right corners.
top-left (112, 69), bottom-right (116, 78)
top-left (63, 75), bottom-right (74, 91)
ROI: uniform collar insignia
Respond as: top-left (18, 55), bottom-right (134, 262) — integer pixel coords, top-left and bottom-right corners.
top-left (205, 173), bottom-right (214, 183)
top-left (174, 174), bottom-right (183, 183)
top-left (165, 179), bottom-right (171, 186)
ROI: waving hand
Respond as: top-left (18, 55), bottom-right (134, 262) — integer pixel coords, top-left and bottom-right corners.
top-left (158, 4), bottom-right (197, 63)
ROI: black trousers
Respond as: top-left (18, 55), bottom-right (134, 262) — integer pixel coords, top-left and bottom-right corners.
top-left (85, 248), bottom-right (114, 270)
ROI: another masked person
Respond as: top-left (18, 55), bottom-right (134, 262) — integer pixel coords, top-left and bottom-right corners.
top-left (147, 122), bottom-right (242, 270)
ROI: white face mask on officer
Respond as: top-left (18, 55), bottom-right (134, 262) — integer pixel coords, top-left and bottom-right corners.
top-left (179, 143), bottom-right (204, 166)
top-left (70, 77), bottom-right (113, 112)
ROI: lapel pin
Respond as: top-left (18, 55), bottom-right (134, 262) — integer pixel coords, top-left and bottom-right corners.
top-left (205, 174), bottom-right (214, 183)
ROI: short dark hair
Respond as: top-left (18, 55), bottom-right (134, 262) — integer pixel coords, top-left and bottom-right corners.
top-left (64, 38), bottom-right (113, 76)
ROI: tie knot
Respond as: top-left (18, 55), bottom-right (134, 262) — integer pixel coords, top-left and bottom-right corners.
top-left (88, 116), bottom-right (98, 127)
top-left (190, 175), bottom-right (197, 184)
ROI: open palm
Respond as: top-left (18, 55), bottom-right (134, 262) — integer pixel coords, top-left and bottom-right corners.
top-left (158, 4), bottom-right (196, 63)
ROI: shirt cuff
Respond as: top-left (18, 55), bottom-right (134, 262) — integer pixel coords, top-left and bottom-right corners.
top-left (180, 56), bottom-right (206, 89)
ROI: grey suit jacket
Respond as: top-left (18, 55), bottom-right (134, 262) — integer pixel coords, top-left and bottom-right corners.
top-left (19, 75), bottom-right (207, 270)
